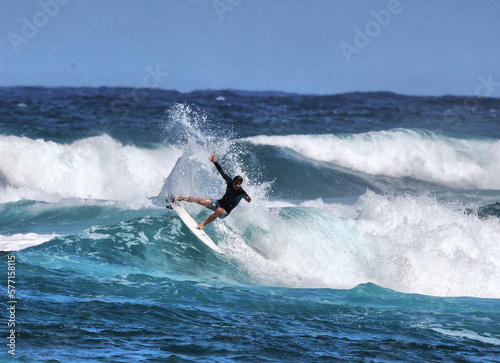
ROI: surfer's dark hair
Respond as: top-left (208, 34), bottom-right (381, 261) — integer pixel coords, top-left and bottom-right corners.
top-left (233, 176), bottom-right (243, 184)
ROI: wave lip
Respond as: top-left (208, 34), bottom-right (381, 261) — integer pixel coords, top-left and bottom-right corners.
top-left (244, 129), bottom-right (500, 190)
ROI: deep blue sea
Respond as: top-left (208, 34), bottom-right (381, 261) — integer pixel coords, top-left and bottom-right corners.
top-left (1, 87), bottom-right (500, 362)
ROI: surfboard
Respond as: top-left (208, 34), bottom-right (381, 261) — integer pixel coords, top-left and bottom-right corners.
top-left (168, 200), bottom-right (224, 255)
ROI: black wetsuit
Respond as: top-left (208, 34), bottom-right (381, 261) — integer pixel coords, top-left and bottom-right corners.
top-left (213, 162), bottom-right (248, 215)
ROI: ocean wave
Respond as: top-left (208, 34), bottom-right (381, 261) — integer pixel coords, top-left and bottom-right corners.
top-left (244, 129), bottom-right (500, 190)
top-left (16, 190), bottom-right (500, 298)
top-left (0, 134), bottom-right (182, 203)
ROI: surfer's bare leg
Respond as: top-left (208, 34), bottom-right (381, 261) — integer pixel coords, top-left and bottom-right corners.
top-left (198, 207), bottom-right (225, 230)
top-left (176, 196), bottom-right (211, 208)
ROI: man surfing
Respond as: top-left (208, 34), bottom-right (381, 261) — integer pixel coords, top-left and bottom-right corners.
top-left (173, 155), bottom-right (251, 229)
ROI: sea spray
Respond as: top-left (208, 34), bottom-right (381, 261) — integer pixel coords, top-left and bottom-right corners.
top-left (152, 103), bottom-right (269, 207)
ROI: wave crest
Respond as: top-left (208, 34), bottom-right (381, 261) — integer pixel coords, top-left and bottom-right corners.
top-left (0, 134), bottom-right (181, 203)
top-left (245, 129), bottom-right (500, 189)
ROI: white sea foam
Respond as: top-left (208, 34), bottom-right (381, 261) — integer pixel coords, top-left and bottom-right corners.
top-left (0, 135), bottom-right (182, 204)
top-left (0, 233), bottom-right (57, 251)
top-left (350, 191), bottom-right (500, 298)
top-left (223, 190), bottom-right (500, 298)
top-left (245, 129), bottom-right (500, 190)
top-left (430, 327), bottom-right (500, 346)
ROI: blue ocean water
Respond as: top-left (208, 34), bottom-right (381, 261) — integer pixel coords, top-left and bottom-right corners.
top-left (1, 87), bottom-right (500, 362)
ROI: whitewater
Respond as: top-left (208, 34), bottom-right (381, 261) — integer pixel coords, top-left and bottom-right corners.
top-left (245, 130), bottom-right (500, 190)
top-left (1, 87), bottom-right (499, 362)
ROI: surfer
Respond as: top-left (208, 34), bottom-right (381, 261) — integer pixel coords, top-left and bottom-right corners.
top-left (174, 155), bottom-right (251, 229)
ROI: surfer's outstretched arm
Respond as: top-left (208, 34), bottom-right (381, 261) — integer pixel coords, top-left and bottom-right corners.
top-left (210, 155), bottom-right (232, 184)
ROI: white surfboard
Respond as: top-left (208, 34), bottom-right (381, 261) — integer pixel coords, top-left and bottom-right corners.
top-left (169, 201), bottom-right (224, 255)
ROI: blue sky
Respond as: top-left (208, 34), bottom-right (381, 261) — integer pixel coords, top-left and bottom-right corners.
top-left (1, 0), bottom-right (499, 96)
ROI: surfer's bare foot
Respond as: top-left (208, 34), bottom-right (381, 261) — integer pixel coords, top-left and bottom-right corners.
top-left (197, 224), bottom-right (204, 230)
